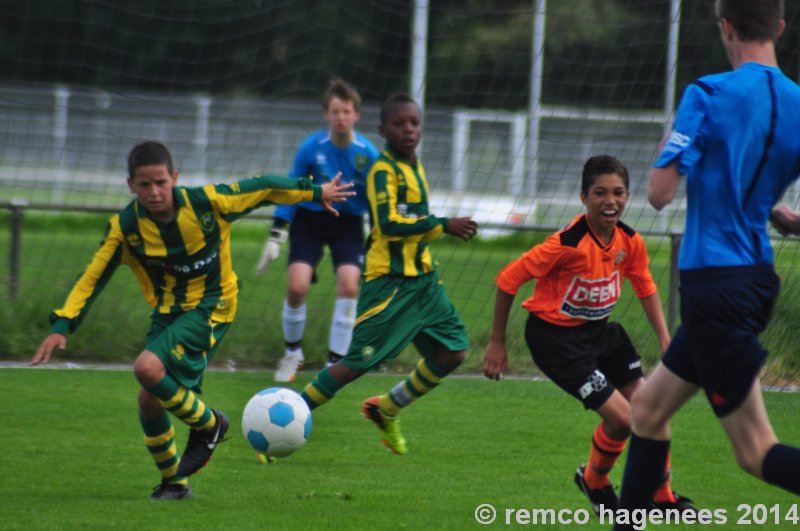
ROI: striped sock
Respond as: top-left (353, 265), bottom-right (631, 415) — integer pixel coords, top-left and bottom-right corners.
top-left (140, 412), bottom-right (187, 485)
top-left (147, 373), bottom-right (216, 431)
top-left (379, 358), bottom-right (449, 417)
top-left (584, 422), bottom-right (627, 489)
top-left (302, 367), bottom-right (344, 410)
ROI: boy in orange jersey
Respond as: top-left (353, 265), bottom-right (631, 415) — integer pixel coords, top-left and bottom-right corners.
top-left (483, 155), bottom-right (693, 516)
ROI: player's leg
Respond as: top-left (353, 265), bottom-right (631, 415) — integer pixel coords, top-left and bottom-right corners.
top-left (138, 389), bottom-right (191, 500)
top-left (302, 275), bottom-right (408, 414)
top-left (275, 262), bottom-right (314, 382)
top-left (135, 313), bottom-right (231, 478)
top-left (275, 209), bottom-right (325, 381)
top-left (720, 379), bottom-right (800, 493)
top-left (327, 214), bottom-right (364, 366)
top-left (365, 275), bottom-right (469, 454)
top-left (615, 361), bottom-right (698, 527)
top-left (524, 316), bottom-right (630, 514)
top-left (328, 264), bottom-right (360, 365)
top-left (603, 322), bottom-right (691, 511)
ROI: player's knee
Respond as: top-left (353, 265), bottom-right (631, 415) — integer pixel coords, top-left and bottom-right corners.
top-left (438, 349), bottom-right (465, 372)
top-left (133, 351), bottom-right (165, 388)
top-left (138, 388), bottom-right (162, 416)
top-left (630, 392), bottom-right (662, 434)
top-left (286, 287), bottom-right (309, 306)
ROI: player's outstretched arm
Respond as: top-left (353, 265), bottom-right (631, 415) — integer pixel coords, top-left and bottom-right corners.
top-left (319, 172), bottom-right (355, 216)
top-left (445, 217), bottom-right (478, 241)
top-left (31, 333), bottom-right (67, 366)
top-left (770, 204), bottom-right (800, 236)
top-left (483, 288), bottom-right (515, 380)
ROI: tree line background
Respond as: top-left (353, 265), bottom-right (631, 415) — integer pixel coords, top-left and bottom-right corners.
top-left (0, 0), bottom-right (798, 110)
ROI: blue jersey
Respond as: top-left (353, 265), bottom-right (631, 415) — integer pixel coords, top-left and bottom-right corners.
top-left (656, 63), bottom-right (800, 269)
top-left (274, 129), bottom-right (379, 221)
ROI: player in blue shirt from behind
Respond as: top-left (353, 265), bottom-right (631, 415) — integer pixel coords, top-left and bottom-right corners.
top-left (257, 79), bottom-right (379, 382)
top-left (615, 2), bottom-right (800, 526)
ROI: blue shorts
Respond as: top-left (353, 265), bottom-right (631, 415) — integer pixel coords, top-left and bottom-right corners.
top-left (662, 265), bottom-right (780, 417)
top-left (288, 208), bottom-right (364, 270)
top-left (524, 314), bottom-right (643, 410)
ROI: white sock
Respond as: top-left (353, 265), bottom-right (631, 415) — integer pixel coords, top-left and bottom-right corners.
top-left (329, 298), bottom-right (357, 356)
top-left (282, 299), bottom-right (306, 347)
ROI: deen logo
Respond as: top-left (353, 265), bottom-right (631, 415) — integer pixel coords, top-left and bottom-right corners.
top-left (560, 271), bottom-right (620, 320)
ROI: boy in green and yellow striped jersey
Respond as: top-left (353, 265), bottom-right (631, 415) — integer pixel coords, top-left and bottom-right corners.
top-left (302, 94), bottom-right (478, 454)
top-left (31, 141), bottom-right (353, 499)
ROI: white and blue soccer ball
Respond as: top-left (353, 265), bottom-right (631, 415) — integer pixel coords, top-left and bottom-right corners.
top-left (242, 387), bottom-right (312, 458)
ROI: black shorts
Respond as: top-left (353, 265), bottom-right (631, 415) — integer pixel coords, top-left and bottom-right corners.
top-left (287, 208), bottom-right (364, 270)
top-left (662, 265), bottom-right (780, 417)
top-left (525, 314), bottom-right (643, 410)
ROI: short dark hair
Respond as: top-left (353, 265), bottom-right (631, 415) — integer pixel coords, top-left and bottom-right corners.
top-left (581, 155), bottom-right (629, 195)
top-left (323, 78), bottom-right (361, 111)
top-left (716, 0), bottom-right (784, 41)
top-left (379, 92), bottom-right (418, 124)
top-left (127, 141), bottom-right (175, 179)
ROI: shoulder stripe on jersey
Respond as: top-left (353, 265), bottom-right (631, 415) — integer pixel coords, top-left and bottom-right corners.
top-left (743, 70), bottom-right (777, 210)
top-left (693, 80), bottom-right (713, 95)
top-left (559, 216), bottom-right (590, 248)
top-left (616, 220), bottom-right (637, 238)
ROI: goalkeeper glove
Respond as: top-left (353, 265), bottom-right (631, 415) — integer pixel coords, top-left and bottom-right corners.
top-left (256, 223), bottom-right (288, 276)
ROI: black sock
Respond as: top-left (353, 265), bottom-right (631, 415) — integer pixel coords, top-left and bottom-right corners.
top-left (762, 443), bottom-right (800, 494)
top-left (617, 434), bottom-right (670, 513)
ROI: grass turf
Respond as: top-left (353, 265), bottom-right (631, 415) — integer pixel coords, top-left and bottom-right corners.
top-left (2, 367), bottom-right (799, 530)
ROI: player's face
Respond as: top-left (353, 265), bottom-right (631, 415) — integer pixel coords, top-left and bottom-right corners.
top-left (580, 172), bottom-right (628, 235)
top-left (380, 102), bottom-right (422, 160)
top-left (325, 97), bottom-right (359, 135)
top-left (128, 164), bottom-right (178, 222)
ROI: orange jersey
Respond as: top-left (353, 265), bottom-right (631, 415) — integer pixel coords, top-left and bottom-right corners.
top-left (496, 214), bottom-right (657, 326)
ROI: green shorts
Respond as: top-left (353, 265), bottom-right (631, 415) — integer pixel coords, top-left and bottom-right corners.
top-left (342, 272), bottom-right (469, 372)
top-left (146, 310), bottom-right (231, 392)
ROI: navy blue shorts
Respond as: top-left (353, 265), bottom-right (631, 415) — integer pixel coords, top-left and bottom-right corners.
top-left (525, 314), bottom-right (643, 410)
top-left (287, 208), bottom-right (364, 270)
top-left (662, 265), bottom-right (780, 417)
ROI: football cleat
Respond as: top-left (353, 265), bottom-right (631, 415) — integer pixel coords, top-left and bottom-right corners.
top-left (362, 396), bottom-right (407, 455)
top-left (275, 350), bottom-right (304, 382)
top-left (150, 480), bottom-right (192, 500)
top-left (651, 492), bottom-right (696, 514)
top-left (575, 465), bottom-right (618, 515)
top-left (176, 409), bottom-right (229, 477)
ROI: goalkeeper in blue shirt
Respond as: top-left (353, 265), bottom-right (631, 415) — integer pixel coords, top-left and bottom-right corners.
top-left (257, 79), bottom-right (379, 382)
top-left (31, 141), bottom-right (353, 500)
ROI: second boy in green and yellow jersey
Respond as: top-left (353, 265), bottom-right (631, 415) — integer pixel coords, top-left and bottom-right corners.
top-left (302, 93), bottom-right (478, 454)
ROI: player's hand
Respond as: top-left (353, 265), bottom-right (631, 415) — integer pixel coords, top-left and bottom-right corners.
top-left (255, 225), bottom-right (288, 276)
top-left (320, 172), bottom-right (355, 216)
top-left (770, 204), bottom-right (800, 236)
top-left (483, 340), bottom-right (508, 381)
top-left (445, 217), bottom-right (478, 241)
top-left (31, 333), bottom-right (67, 366)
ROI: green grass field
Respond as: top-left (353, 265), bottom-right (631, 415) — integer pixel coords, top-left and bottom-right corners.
top-left (3, 210), bottom-right (800, 386)
top-left (3, 368), bottom-right (799, 530)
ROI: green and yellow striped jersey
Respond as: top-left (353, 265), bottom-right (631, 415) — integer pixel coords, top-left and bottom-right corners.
top-left (50, 175), bottom-right (322, 335)
top-left (363, 147), bottom-right (448, 281)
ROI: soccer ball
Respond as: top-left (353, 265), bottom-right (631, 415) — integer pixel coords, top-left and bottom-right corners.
top-left (241, 387), bottom-right (312, 458)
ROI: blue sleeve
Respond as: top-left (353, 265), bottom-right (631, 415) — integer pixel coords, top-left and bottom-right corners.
top-left (655, 82), bottom-right (708, 176)
top-left (274, 137), bottom-right (315, 223)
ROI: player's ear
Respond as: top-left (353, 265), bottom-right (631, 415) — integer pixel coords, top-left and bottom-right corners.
top-left (171, 170), bottom-right (179, 184)
top-left (776, 19), bottom-right (786, 39)
top-left (127, 177), bottom-right (135, 193)
top-left (379, 123), bottom-right (386, 138)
